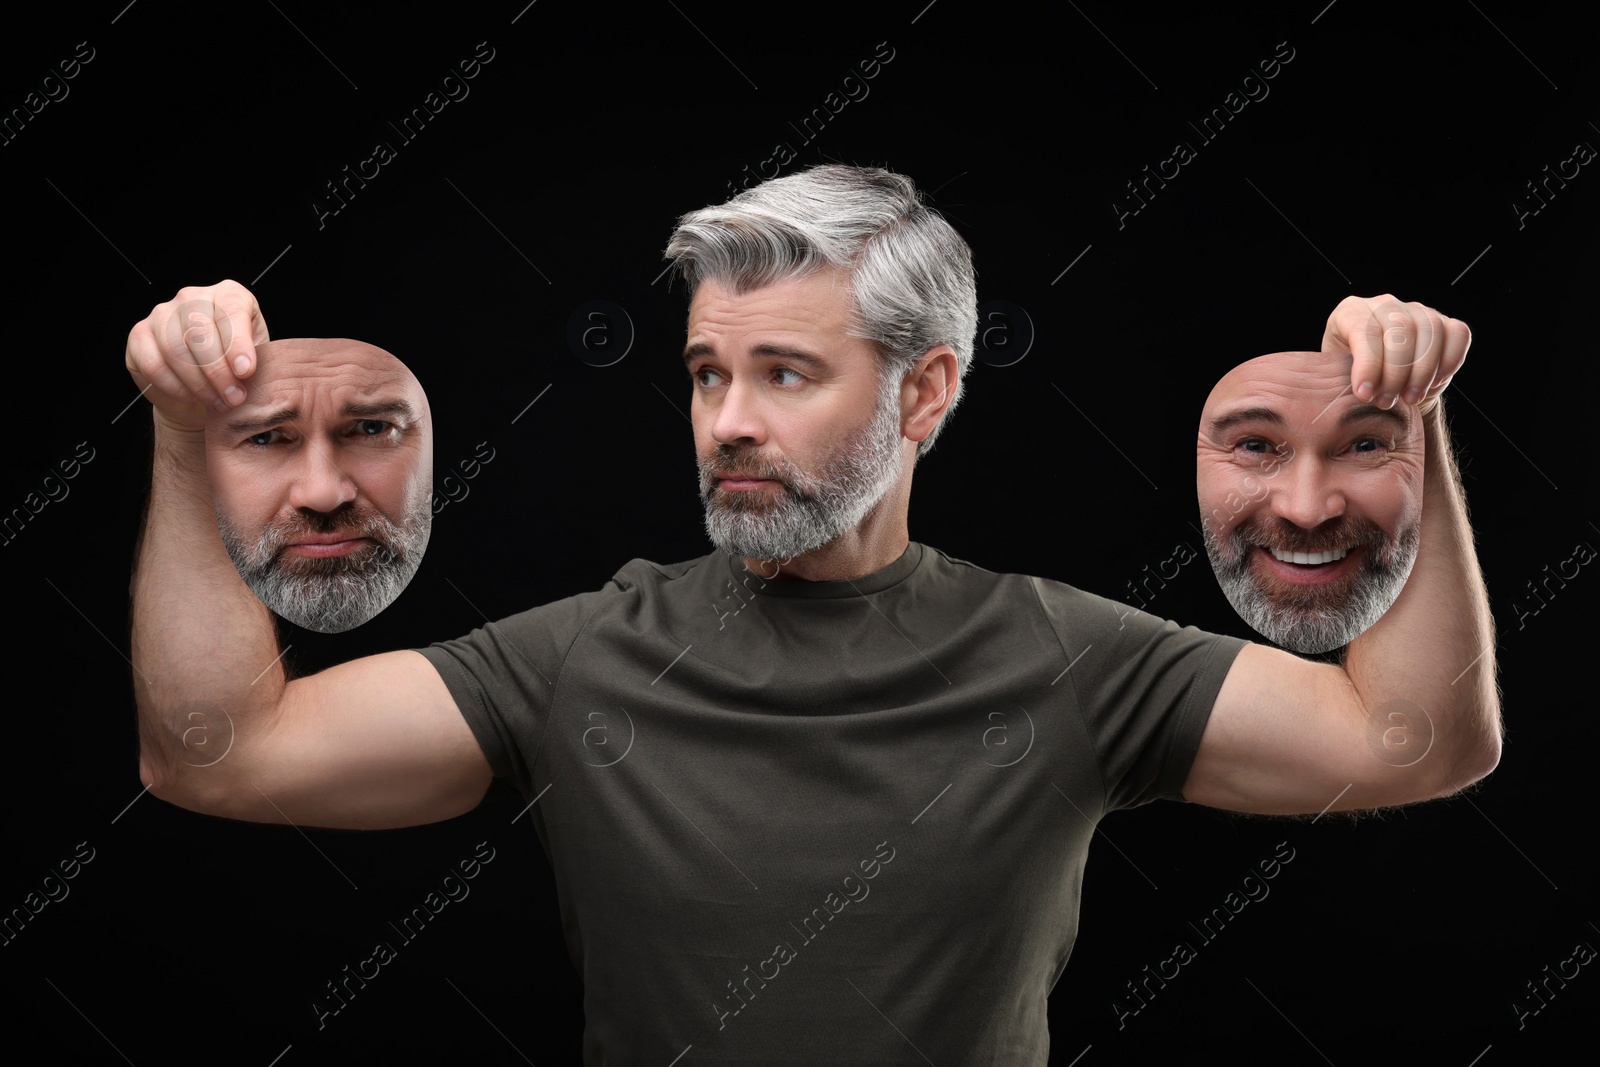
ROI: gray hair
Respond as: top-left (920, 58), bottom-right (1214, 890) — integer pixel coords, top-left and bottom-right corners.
top-left (664, 165), bottom-right (977, 457)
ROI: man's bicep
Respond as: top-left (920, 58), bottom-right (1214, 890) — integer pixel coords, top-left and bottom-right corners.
top-left (240, 650), bottom-right (493, 829)
top-left (1183, 643), bottom-right (1450, 815)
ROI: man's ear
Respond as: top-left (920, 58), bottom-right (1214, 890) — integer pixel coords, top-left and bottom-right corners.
top-left (901, 346), bottom-right (959, 444)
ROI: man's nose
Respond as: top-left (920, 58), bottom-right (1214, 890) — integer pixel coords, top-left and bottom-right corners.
top-left (286, 442), bottom-right (357, 513)
top-left (709, 377), bottom-right (767, 446)
top-left (1269, 455), bottom-right (1346, 529)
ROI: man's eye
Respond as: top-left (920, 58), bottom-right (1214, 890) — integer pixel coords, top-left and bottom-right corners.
top-left (693, 367), bottom-right (722, 387)
top-left (773, 367), bottom-right (805, 386)
top-left (246, 429), bottom-right (285, 447)
top-left (355, 420), bottom-right (393, 436)
top-left (1237, 438), bottom-right (1273, 454)
top-left (1349, 436), bottom-right (1386, 455)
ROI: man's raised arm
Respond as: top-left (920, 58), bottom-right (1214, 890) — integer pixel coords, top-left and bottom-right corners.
top-left (128, 283), bottom-right (491, 829)
top-left (1184, 296), bottom-right (1501, 815)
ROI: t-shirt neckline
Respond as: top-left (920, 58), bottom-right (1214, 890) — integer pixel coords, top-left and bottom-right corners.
top-left (720, 542), bottom-right (925, 599)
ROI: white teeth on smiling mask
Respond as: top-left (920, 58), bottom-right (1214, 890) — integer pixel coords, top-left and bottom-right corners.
top-left (1271, 547), bottom-right (1350, 565)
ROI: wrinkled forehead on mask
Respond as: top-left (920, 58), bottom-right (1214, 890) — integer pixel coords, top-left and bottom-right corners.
top-left (202, 336), bottom-right (430, 439)
top-left (1201, 351), bottom-right (1355, 433)
top-left (246, 337), bottom-right (425, 405)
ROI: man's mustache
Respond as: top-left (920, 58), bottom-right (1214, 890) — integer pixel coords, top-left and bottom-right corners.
top-left (1230, 514), bottom-right (1391, 557)
top-left (700, 447), bottom-right (796, 492)
top-left (262, 505), bottom-right (399, 562)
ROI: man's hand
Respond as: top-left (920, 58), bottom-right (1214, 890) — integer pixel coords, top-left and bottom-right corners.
top-left (125, 280), bottom-right (269, 431)
top-left (1322, 294), bottom-right (1470, 412)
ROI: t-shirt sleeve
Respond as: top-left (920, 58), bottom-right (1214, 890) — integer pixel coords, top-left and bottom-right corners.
top-left (1030, 577), bottom-right (1248, 811)
top-left (415, 588), bottom-right (611, 798)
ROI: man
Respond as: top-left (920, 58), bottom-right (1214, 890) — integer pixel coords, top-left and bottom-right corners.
top-left (1197, 349), bottom-right (1424, 654)
top-left (205, 336), bottom-right (433, 633)
top-left (125, 165), bottom-right (1497, 1065)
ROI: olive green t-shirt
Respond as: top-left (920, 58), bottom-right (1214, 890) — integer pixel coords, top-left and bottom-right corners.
top-left (419, 542), bottom-right (1246, 1065)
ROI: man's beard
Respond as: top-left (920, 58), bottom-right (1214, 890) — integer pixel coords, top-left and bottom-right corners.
top-left (1203, 513), bottom-right (1421, 654)
top-left (218, 499), bottom-right (431, 633)
top-left (697, 372), bottom-right (905, 562)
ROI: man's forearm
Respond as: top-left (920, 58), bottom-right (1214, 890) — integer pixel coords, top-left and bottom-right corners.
top-left (132, 416), bottom-right (287, 803)
top-left (1343, 397), bottom-right (1501, 789)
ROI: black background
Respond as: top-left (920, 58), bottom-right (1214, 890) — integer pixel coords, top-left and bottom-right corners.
top-left (2, 1), bottom-right (1595, 1063)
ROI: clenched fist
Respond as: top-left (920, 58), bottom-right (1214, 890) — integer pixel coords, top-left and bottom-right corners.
top-left (125, 281), bottom-right (269, 432)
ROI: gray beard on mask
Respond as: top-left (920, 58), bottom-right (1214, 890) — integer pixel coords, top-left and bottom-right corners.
top-left (217, 498), bottom-right (431, 633)
top-left (697, 371), bottom-right (905, 562)
top-left (1203, 514), bottom-right (1421, 654)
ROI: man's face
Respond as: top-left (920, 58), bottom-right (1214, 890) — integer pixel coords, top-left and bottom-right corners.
top-left (205, 338), bottom-right (433, 633)
top-left (684, 269), bottom-right (909, 563)
top-left (1196, 351), bottom-right (1424, 653)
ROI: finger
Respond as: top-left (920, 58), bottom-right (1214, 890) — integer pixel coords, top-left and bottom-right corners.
top-left (1369, 306), bottom-right (1420, 410)
top-left (170, 311), bottom-right (237, 412)
top-left (126, 318), bottom-right (196, 408)
top-left (204, 279), bottom-right (269, 378)
top-left (1439, 315), bottom-right (1470, 381)
top-left (196, 309), bottom-right (252, 408)
top-left (1416, 317), bottom-right (1470, 411)
top-left (1327, 295), bottom-right (1390, 403)
top-left (154, 301), bottom-right (208, 407)
top-left (1398, 304), bottom-right (1445, 407)
top-left (217, 298), bottom-right (265, 381)
top-left (168, 295), bottom-right (249, 405)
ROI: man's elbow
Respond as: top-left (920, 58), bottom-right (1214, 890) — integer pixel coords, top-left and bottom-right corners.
top-left (1461, 732), bottom-right (1503, 787)
top-left (138, 736), bottom-right (254, 820)
top-left (1435, 728), bottom-right (1502, 798)
top-left (139, 744), bottom-right (208, 814)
